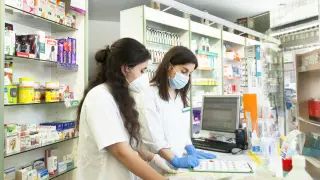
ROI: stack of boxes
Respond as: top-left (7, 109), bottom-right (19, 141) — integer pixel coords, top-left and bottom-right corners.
top-left (4, 23), bottom-right (78, 64)
top-left (4, 121), bottom-right (76, 155)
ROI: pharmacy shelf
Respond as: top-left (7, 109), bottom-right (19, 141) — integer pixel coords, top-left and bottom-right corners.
top-left (298, 116), bottom-right (320, 127)
top-left (146, 41), bottom-right (174, 48)
top-left (196, 50), bottom-right (218, 57)
top-left (5, 136), bottom-right (79, 158)
top-left (4, 101), bottom-right (65, 107)
top-left (5, 55), bottom-right (79, 71)
top-left (5, 4), bottom-right (77, 32)
top-left (49, 166), bottom-right (77, 180)
top-left (298, 64), bottom-right (320, 73)
top-left (196, 66), bottom-right (214, 71)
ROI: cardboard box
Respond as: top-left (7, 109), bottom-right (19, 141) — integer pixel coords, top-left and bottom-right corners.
top-left (34, 0), bottom-right (46, 17)
top-left (23, 0), bottom-right (35, 14)
top-left (45, 36), bottom-right (57, 61)
top-left (27, 34), bottom-right (39, 58)
top-left (46, 0), bottom-right (57, 21)
top-left (57, 39), bottom-right (64, 63)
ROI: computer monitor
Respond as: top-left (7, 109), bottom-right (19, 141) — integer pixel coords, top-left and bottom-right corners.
top-left (200, 95), bottom-right (240, 134)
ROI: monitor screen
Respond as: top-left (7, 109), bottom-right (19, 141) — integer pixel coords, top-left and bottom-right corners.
top-left (201, 96), bottom-right (239, 133)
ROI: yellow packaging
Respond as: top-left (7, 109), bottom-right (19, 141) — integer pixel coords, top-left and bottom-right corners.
top-left (19, 86), bottom-right (35, 104)
top-left (45, 82), bottom-right (60, 102)
top-left (19, 77), bottom-right (35, 104)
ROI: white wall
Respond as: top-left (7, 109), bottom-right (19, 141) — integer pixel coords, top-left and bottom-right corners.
top-left (88, 20), bottom-right (120, 81)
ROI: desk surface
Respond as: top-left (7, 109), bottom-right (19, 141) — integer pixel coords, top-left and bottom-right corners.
top-left (167, 151), bottom-right (281, 180)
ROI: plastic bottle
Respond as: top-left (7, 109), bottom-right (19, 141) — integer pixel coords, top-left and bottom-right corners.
top-left (284, 155), bottom-right (313, 180)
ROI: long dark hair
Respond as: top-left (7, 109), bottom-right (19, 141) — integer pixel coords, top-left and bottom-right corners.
top-left (77, 38), bottom-right (151, 146)
top-left (150, 46), bottom-right (198, 107)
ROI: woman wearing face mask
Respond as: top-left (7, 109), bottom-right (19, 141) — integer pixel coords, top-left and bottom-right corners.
top-left (144, 46), bottom-right (216, 169)
top-left (76, 38), bottom-right (165, 180)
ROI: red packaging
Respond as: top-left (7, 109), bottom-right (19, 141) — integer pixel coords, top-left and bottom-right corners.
top-left (308, 99), bottom-right (320, 121)
top-left (282, 158), bottom-right (292, 172)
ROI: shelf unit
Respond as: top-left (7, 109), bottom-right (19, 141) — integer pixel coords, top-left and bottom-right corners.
top-left (1, 1), bottom-right (88, 179)
top-left (5, 136), bottom-right (78, 158)
top-left (120, 5), bottom-right (285, 136)
top-left (222, 31), bottom-right (246, 95)
top-left (296, 49), bottom-right (320, 178)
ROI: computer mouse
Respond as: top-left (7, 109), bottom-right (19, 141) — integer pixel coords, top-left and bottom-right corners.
top-left (231, 148), bottom-right (242, 155)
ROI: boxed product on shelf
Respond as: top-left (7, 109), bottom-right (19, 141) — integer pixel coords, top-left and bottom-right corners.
top-left (22, 0), bottom-right (35, 14)
top-left (56, 1), bottom-right (66, 24)
top-left (37, 31), bottom-right (46, 60)
top-left (15, 35), bottom-right (30, 58)
top-left (5, 135), bottom-right (21, 155)
top-left (46, 0), bottom-right (57, 21)
top-left (4, 85), bottom-right (18, 105)
top-left (34, 0), bottom-right (47, 17)
top-left (57, 38), bottom-right (77, 64)
top-left (4, 23), bottom-right (16, 56)
top-left (27, 34), bottom-right (39, 58)
top-left (45, 36), bottom-right (57, 61)
top-left (4, 62), bottom-right (13, 85)
top-left (68, 37), bottom-right (77, 64)
top-left (65, 13), bottom-right (77, 28)
top-left (40, 121), bottom-right (76, 140)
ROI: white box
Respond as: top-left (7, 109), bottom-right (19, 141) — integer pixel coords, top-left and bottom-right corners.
top-left (34, 0), bottom-right (46, 17)
top-left (46, 0), bottom-right (57, 21)
top-left (56, 1), bottom-right (65, 24)
top-left (45, 36), bottom-right (57, 61)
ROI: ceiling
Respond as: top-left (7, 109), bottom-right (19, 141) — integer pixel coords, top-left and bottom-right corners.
top-left (89, 0), bottom-right (284, 22)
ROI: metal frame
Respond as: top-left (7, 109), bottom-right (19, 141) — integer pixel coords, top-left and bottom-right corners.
top-left (153, 0), bottom-right (280, 44)
top-left (200, 95), bottom-right (241, 134)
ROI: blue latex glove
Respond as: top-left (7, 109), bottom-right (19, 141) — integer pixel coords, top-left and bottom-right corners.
top-left (170, 155), bottom-right (199, 168)
top-left (185, 145), bottom-right (216, 159)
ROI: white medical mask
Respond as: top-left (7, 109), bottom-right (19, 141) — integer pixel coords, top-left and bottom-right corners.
top-left (129, 74), bottom-right (150, 93)
top-left (169, 72), bottom-right (189, 90)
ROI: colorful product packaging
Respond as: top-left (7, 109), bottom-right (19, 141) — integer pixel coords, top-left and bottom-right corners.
top-left (64, 39), bottom-right (71, 63)
top-left (5, 135), bottom-right (21, 154)
top-left (16, 35), bottom-right (30, 58)
top-left (56, 1), bottom-right (65, 24)
top-left (68, 37), bottom-right (77, 64)
top-left (45, 36), bottom-right (57, 61)
top-left (27, 34), bottom-right (39, 58)
top-left (37, 31), bottom-right (46, 60)
top-left (4, 85), bottom-right (18, 105)
top-left (57, 39), bottom-right (65, 63)
top-left (46, 0), bottom-right (57, 21)
top-left (34, 0), bottom-right (46, 17)
top-left (23, 0), bottom-right (35, 14)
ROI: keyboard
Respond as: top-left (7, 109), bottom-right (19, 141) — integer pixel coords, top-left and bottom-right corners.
top-left (192, 138), bottom-right (237, 153)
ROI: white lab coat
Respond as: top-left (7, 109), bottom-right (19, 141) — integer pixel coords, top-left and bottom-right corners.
top-left (77, 84), bottom-right (136, 180)
top-left (143, 86), bottom-right (192, 157)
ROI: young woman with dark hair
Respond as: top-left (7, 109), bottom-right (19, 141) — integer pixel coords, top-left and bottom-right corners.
top-left (144, 46), bottom-right (216, 169)
top-left (76, 38), bottom-right (165, 180)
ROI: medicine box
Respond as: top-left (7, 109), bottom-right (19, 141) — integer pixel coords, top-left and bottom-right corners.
top-left (34, 0), bottom-right (46, 17)
top-left (56, 1), bottom-right (65, 24)
top-left (5, 135), bottom-right (21, 154)
top-left (23, 0), bottom-right (35, 14)
top-left (45, 36), bottom-right (57, 61)
top-left (46, 0), bottom-right (57, 21)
